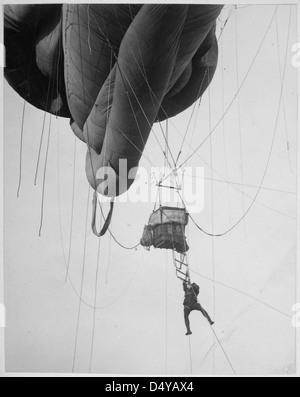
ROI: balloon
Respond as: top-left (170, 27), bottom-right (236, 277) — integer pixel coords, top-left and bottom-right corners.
top-left (4, 4), bottom-right (70, 117)
top-left (4, 4), bottom-right (223, 197)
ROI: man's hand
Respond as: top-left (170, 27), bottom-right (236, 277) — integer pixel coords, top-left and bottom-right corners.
top-left (185, 269), bottom-right (190, 281)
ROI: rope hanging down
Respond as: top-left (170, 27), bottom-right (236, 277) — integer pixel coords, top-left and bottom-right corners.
top-left (210, 326), bottom-right (236, 375)
top-left (92, 190), bottom-right (115, 237)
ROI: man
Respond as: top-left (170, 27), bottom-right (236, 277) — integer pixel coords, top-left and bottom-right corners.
top-left (183, 274), bottom-right (214, 336)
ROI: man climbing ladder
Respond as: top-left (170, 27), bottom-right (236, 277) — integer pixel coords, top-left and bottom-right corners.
top-left (183, 271), bottom-right (214, 336)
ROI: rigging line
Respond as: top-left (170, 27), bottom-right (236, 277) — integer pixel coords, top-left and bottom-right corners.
top-left (275, 10), bottom-right (293, 173)
top-left (183, 173), bottom-right (296, 195)
top-left (154, 5), bottom-right (232, 146)
top-left (153, 185), bottom-right (160, 212)
top-left (69, 14), bottom-right (165, 185)
top-left (112, 7), bottom-right (160, 139)
top-left (89, 50), bottom-right (115, 241)
top-left (87, 102), bottom-right (161, 178)
top-left (95, 7), bottom-right (202, 175)
top-left (114, 124), bottom-right (163, 179)
top-left (170, 125), bottom-right (294, 221)
top-left (87, 4), bottom-right (92, 55)
top-left (201, 322), bottom-right (239, 371)
top-left (217, 5), bottom-right (235, 42)
top-left (88, 10), bottom-right (174, 176)
top-left (74, 17), bottom-right (139, 220)
top-left (189, 267), bottom-right (292, 319)
top-left (105, 224), bottom-right (113, 284)
top-left (201, 337), bottom-right (219, 368)
top-left (175, 7), bottom-right (229, 162)
top-left (158, 121), bottom-right (169, 208)
top-left (185, 96), bottom-right (203, 165)
top-left (63, 251), bottom-right (139, 309)
top-left (34, 19), bottom-right (58, 186)
top-left (96, 199), bottom-right (140, 250)
top-left (163, 120), bottom-right (168, 176)
top-left (77, 8), bottom-right (237, 229)
top-left (54, 29), bottom-right (78, 287)
top-left (17, 100), bottom-right (26, 198)
top-left (71, 71), bottom-right (159, 180)
top-left (74, 6), bottom-right (138, 237)
top-left (65, 136), bottom-right (77, 283)
top-left (113, 7), bottom-right (177, 168)
top-left (94, 11), bottom-right (153, 164)
top-left (38, 32), bottom-right (64, 236)
top-left (208, 70), bottom-right (216, 374)
top-left (34, 110), bottom-right (49, 186)
top-left (223, 7), bottom-right (291, 230)
top-left (55, 26), bottom-right (62, 118)
top-left (156, 122), bottom-right (175, 170)
top-left (235, 5), bottom-right (253, 9)
top-left (188, 4), bottom-right (293, 237)
top-left (26, 6), bottom-right (40, 96)
top-left (165, 250), bottom-right (168, 374)
top-left (58, 201), bottom-right (142, 312)
top-left (103, 45), bottom-right (113, 268)
top-left (176, 6), bottom-right (279, 172)
top-left (56, 116), bottom-right (75, 257)
top-left (76, 13), bottom-right (122, 245)
top-left (82, 42), bottom-right (164, 241)
top-left (17, 6), bottom-right (41, 197)
top-left (210, 325), bottom-right (236, 375)
top-left (188, 336), bottom-right (193, 374)
top-left (165, 119), bottom-right (172, 172)
top-left (72, 6), bottom-right (103, 196)
top-left (220, 33), bottom-right (231, 226)
top-left (158, 126), bottom-right (175, 169)
top-left (189, 190), bottom-right (292, 236)
top-left (57, 149), bottom-right (141, 311)
top-left (126, 4), bottom-right (230, 159)
top-left (97, 9), bottom-right (177, 168)
top-left (72, 186), bottom-right (91, 374)
top-left (89, 217), bottom-right (103, 373)
top-left (183, 224), bottom-right (192, 375)
top-left (57, 123), bottom-right (73, 282)
top-left (166, 119), bottom-right (170, 173)
top-left (103, 52), bottom-right (114, 284)
top-left (175, 69), bottom-right (208, 166)
top-left (186, 151), bottom-right (295, 220)
top-left (182, 124), bottom-right (292, 232)
top-left (128, 4), bottom-right (134, 21)
top-left (235, 8), bottom-right (246, 236)
top-left (38, 115), bottom-right (52, 237)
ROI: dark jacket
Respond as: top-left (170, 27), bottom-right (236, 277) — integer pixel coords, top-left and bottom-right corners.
top-left (183, 282), bottom-right (200, 308)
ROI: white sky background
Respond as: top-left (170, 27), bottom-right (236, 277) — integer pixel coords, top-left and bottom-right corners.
top-left (1, 3), bottom-right (299, 375)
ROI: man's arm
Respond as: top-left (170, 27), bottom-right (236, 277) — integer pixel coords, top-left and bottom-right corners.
top-left (183, 281), bottom-right (188, 292)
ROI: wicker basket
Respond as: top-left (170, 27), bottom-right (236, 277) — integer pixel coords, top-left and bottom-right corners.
top-left (152, 223), bottom-right (189, 253)
top-left (140, 225), bottom-right (153, 249)
top-left (149, 206), bottom-right (189, 228)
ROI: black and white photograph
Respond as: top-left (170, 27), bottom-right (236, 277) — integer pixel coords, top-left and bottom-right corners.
top-left (0, 1), bottom-right (299, 378)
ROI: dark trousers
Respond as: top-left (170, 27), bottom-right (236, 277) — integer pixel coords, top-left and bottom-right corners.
top-left (184, 303), bottom-right (213, 333)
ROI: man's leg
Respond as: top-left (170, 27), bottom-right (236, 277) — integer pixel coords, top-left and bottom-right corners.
top-left (184, 307), bottom-right (192, 335)
top-left (194, 303), bottom-right (214, 325)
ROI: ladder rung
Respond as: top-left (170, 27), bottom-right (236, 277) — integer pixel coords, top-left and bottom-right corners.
top-left (175, 260), bottom-right (187, 266)
top-left (176, 269), bottom-right (187, 277)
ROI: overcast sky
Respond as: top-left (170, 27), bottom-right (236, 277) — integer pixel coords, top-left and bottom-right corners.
top-left (2, 3), bottom-right (299, 375)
